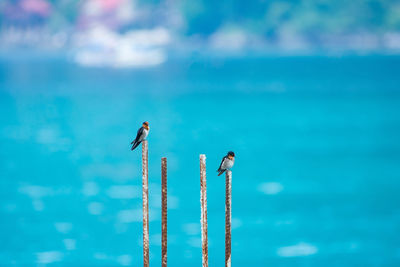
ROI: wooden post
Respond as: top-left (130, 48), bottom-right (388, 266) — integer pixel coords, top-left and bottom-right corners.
top-left (142, 140), bottom-right (150, 267)
top-left (200, 154), bottom-right (208, 267)
top-left (225, 170), bottom-right (232, 267)
top-left (161, 157), bottom-right (167, 267)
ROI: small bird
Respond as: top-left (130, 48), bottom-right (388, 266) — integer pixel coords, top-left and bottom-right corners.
top-left (217, 151), bottom-right (235, 176)
top-left (130, 121), bottom-right (150, 150)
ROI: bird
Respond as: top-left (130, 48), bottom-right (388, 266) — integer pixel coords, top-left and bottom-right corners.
top-left (217, 151), bottom-right (235, 176)
top-left (130, 121), bottom-right (150, 150)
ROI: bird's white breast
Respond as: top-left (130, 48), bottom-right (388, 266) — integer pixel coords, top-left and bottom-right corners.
top-left (222, 158), bottom-right (234, 169)
top-left (142, 128), bottom-right (149, 140)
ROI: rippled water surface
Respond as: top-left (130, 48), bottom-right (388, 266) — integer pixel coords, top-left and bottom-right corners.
top-left (1, 55), bottom-right (400, 266)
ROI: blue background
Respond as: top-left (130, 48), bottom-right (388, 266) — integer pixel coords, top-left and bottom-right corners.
top-left (1, 54), bottom-right (400, 266)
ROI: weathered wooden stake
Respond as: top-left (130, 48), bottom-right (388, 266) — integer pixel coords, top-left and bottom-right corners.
top-left (142, 140), bottom-right (150, 267)
top-left (225, 170), bottom-right (232, 267)
top-left (161, 157), bottom-right (167, 267)
top-left (200, 154), bottom-right (208, 267)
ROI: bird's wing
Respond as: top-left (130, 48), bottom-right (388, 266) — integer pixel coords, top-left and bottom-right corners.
top-left (132, 127), bottom-right (144, 143)
top-left (217, 156), bottom-right (227, 172)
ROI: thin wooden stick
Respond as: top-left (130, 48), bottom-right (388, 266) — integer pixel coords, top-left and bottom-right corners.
top-left (200, 154), bottom-right (208, 267)
top-left (142, 140), bottom-right (149, 267)
top-left (161, 157), bottom-right (167, 267)
top-left (225, 170), bottom-right (232, 267)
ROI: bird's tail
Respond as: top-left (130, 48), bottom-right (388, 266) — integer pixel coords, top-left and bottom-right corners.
top-left (217, 170), bottom-right (225, 176)
top-left (131, 141), bottom-right (141, 151)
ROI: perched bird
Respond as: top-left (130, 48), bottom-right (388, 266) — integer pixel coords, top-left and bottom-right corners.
top-left (130, 121), bottom-right (150, 150)
top-left (217, 151), bottom-right (235, 176)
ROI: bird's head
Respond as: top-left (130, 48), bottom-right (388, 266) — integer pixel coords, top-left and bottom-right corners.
top-left (143, 121), bottom-right (150, 130)
top-left (227, 151), bottom-right (235, 160)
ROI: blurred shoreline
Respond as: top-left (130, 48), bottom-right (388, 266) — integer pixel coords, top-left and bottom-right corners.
top-left (1, 28), bottom-right (400, 70)
top-left (2, 26), bottom-right (400, 52)
top-left (2, 0), bottom-right (400, 67)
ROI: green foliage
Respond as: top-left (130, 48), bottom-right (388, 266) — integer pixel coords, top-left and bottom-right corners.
top-left (1, 0), bottom-right (399, 36)
top-left (179, 0), bottom-right (400, 35)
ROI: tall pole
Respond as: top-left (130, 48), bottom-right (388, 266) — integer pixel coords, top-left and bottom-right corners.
top-left (142, 140), bottom-right (150, 267)
top-left (200, 154), bottom-right (208, 267)
top-left (161, 157), bottom-right (167, 267)
top-left (225, 170), bottom-right (232, 267)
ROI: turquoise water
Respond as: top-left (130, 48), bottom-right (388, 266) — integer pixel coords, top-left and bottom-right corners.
top-left (1, 54), bottom-right (400, 266)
